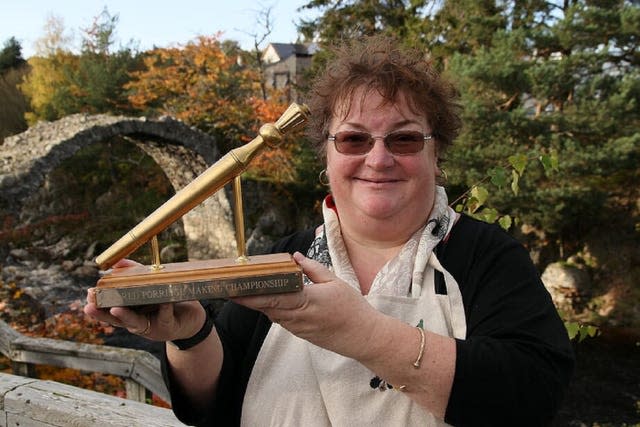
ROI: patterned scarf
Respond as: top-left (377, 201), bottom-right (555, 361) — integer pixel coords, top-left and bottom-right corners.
top-left (304, 186), bottom-right (456, 297)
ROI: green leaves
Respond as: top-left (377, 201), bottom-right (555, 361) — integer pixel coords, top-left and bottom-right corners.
top-left (508, 153), bottom-right (527, 176)
top-left (488, 166), bottom-right (508, 188)
top-left (498, 215), bottom-right (512, 230)
top-left (454, 149), bottom-right (559, 230)
top-left (511, 169), bottom-right (520, 196)
top-left (565, 321), bottom-right (599, 342)
top-left (539, 151), bottom-right (559, 176)
top-left (455, 184), bottom-right (509, 230)
top-left (507, 153), bottom-right (527, 196)
top-left (0, 36), bottom-right (26, 73)
top-left (467, 185), bottom-right (489, 213)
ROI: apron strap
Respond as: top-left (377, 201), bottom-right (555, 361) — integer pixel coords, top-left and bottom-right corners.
top-left (427, 252), bottom-right (467, 340)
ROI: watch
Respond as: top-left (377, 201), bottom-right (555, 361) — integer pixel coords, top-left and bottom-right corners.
top-left (170, 304), bottom-right (215, 350)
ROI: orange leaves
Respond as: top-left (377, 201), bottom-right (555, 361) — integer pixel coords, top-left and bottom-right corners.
top-left (245, 96), bottom-right (308, 183)
top-left (126, 35), bottom-right (259, 133)
top-left (125, 34), bottom-right (301, 182)
top-left (151, 393), bottom-right (172, 408)
top-left (0, 277), bottom-right (169, 405)
top-left (41, 301), bottom-right (111, 343)
top-left (250, 96), bottom-right (288, 124)
top-left (0, 279), bottom-right (45, 332)
top-left (35, 365), bottom-right (126, 397)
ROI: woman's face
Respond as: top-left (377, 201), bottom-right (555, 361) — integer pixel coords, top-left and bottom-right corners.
top-left (326, 88), bottom-right (439, 233)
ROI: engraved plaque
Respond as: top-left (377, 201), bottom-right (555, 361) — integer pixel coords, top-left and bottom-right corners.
top-left (95, 253), bottom-right (303, 308)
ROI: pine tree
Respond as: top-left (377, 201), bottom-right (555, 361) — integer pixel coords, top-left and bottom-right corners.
top-left (0, 37), bottom-right (26, 73)
top-left (299, 0), bottom-right (640, 249)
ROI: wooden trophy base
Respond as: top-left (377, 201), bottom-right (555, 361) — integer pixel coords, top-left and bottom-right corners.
top-left (94, 253), bottom-right (303, 308)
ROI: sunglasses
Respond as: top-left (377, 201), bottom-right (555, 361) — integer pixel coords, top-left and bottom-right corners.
top-left (328, 130), bottom-right (433, 156)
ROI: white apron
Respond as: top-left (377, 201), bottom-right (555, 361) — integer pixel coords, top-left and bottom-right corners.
top-left (242, 188), bottom-right (466, 426)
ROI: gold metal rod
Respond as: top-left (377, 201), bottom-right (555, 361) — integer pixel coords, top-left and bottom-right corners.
top-left (95, 103), bottom-right (310, 270)
top-left (150, 235), bottom-right (163, 270)
top-left (232, 175), bottom-right (248, 263)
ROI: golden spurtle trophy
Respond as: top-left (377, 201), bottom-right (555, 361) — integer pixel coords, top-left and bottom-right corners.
top-left (93, 103), bottom-right (310, 308)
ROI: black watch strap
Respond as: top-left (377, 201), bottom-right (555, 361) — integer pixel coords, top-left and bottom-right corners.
top-left (171, 304), bottom-right (215, 350)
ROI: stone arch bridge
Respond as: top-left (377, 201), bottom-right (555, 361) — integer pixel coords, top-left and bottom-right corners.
top-left (0, 114), bottom-right (237, 263)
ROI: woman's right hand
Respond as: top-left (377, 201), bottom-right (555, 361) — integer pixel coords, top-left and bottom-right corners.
top-left (83, 259), bottom-right (206, 342)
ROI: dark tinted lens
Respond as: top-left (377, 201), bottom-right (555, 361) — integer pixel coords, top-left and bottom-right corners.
top-left (334, 131), bottom-right (372, 154)
top-left (385, 131), bottom-right (425, 154)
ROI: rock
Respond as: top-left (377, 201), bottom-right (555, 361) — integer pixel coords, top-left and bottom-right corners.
top-left (84, 241), bottom-right (99, 260)
top-left (9, 248), bottom-right (30, 260)
top-left (72, 264), bottom-right (99, 278)
top-left (61, 260), bottom-right (77, 271)
top-left (1, 261), bottom-right (93, 316)
top-left (160, 243), bottom-right (184, 263)
top-left (541, 262), bottom-right (591, 311)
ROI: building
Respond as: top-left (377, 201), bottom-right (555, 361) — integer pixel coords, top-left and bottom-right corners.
top-left (262, 42), bottom-right (317, 102)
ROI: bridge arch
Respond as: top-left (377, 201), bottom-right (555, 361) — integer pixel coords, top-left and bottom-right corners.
top-left (0, 113), bottom-right (236, 263)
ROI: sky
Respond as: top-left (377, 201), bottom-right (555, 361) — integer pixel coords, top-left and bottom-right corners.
top-left (1, 0), bottom-right (316, 58)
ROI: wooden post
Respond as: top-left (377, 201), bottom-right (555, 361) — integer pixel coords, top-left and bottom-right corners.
top-left (125, 378), bottom-right (148, 403)
top-left (11, 361), bottom-right (36, 378)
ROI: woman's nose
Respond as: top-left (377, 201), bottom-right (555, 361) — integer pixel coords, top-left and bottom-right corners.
top-left (365, 138), bottom-right (395, 168)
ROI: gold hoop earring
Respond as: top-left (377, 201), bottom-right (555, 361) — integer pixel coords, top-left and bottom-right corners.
top-left (437, 168), bottom-right (448, 186)
top-left (319, 169), bottom-right (330, 186)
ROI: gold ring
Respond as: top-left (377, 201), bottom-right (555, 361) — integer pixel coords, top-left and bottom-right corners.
top-left (139, 315), bottom-right (151, 336)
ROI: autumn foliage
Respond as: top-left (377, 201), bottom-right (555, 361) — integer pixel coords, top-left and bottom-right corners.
top-left (0, 279), bottom-right (123, 394)
top-left (126, 36), bottom-right (256, 132)
top-left (125, 35), bottom-right (299, 181)
top-left (0, 279), bottom-right (170, 407)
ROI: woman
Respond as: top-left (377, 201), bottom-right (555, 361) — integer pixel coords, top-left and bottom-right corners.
top-left (85, 35), bottom-right (574, 426)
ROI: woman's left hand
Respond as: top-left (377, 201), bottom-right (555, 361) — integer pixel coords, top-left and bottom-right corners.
top-left (232, 252), bottom-right (382, 361)
top-left (84, 259), bottom-right (206, 342)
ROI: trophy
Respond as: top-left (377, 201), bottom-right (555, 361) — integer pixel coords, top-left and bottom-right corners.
top-left (93, 103), bottom-right (310, 308)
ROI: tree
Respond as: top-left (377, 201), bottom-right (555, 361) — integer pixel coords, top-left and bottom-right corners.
top-left (0, 67), bottom-right (29, 140)
top-left (299, 0), bottom-right (639, 254)
top-left (81, 6), bottom-right (119, 55)
top-left (442, 0), bottom-right (640, 247)
top-left (20, 53), bottom-right (78, 124)
top-left (125, 35), bottom-right (298, 181)
top-left (126, 35), bottom-right (261, 141)
top-left (0, 37), bottom-right (26, 73)
top-left (298, 0), bottom-right (429, 42)
top-left (57, 7), bottom-right (141, 115)
top-left (20, 9), bottom-right (141, 123)
top-left (0, 37), bottom-right (29, 139)
top-left (33, 13), bottom-right (74, 56)
top-left (19, 15), bottom-right (72, 124)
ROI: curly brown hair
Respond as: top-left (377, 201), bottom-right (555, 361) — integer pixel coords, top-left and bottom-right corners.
top-left (305, 35), bottom-right (462, 160)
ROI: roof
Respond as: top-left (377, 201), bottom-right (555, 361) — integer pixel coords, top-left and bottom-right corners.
top-left (263, 42), bottom-right (318, 63)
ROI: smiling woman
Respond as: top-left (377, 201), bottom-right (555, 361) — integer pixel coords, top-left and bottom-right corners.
top-left (84, 34), bottom-right (575, 427)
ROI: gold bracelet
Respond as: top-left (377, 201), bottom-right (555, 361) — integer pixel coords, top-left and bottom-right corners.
top-left (413, 326), bottom-right (426, 369)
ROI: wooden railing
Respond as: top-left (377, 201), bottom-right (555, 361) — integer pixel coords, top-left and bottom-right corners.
top-left (0, 372), bottom-right (183, 426)
top-left (0, 319), bottom-right (186, 425)
top-left (0, 319), bottom-right (169, 402)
